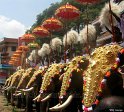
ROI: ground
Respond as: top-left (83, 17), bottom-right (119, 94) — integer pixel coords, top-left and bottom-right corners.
top-left (0, 93), bottom-right (13, 112)
top-left (0, 93), bottom-right (25, 112)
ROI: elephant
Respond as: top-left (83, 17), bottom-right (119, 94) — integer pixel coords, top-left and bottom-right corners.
top-left (14, 68), bottom-right (35, 109)
top-left (82, 44), bottom-right (124, 111)
top-left (21, 66), bottom-right (48, 112)
top-left (8, 69), bottom-right (24, 106)
top-left (49, 56), bottom-right (89, 112)
top-left (16, 68), bottom-right (35, 90)
top-left (50, 44), bottom-right (124, 112)
top-left (4, 75), bottom-right (14, 103)
top-left (33, 63), bottom-right (67, 112)
top-left (4, 70), bottom-right (22, 104)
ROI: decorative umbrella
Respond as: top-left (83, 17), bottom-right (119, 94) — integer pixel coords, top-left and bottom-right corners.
top-left (15, 50), bottom-right (23, 55)
top-left (27, 42), bottom-right (39, 49)
top-left (20, 33), bottom-right (35, 43)
top-left (8, 62), bottom-right (14, 65)
top-left (42, 17), bottom-right (63, 64)
top-left (18, 45), bottom-right (29, 69)
top-left (55, 3), bottom-right (80, 62)
top-left (55, 2), bottom-right (80, 21)
top-left (42, 17), bottom-right (63, 32)
top-left (13, 53), bottom-right (21, 57)
top-left (32, 26), bottom-right (50, 37)
top-left (76, 0), bottom-right (99, 4)
top-left (18, 45), bottom-right (29, 51)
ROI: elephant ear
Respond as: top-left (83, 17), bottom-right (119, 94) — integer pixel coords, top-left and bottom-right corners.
top-left (83, 44), bottom-right (122, 108)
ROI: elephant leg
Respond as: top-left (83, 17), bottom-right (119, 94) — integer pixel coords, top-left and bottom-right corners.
top-left (35, 102), bottom-right (40, 112)
top-left (40, 102), bottom-right (48, 112)
top-left (11, 91), bottom-right (15, 106)
top-left (21, 95), bottom-right (26, 108)
top-left (7, 91), bottom-right (11, 103)
top-left (17, 96), bottom-right (22, 108)
top-left (25, 95), bottom-right (33, 112)
top-left (4, 90), bottom-right (7, 98)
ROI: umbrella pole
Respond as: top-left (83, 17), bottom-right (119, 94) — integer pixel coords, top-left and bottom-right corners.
top-left (49, 32), bottom-right (52, 65)
top-left (86, 2), bottom-right (90, 55)
top-left (109, 0), bottom-right (115, 42)
top-left (64, 24), bottom-right (67, 63)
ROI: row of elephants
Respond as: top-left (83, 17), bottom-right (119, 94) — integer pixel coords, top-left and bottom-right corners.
top-left (3, 43), bottom-right (124, 112)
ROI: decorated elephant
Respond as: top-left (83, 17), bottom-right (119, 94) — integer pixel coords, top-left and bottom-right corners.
top-left (33, 63), bottom-right (66, 112)
top-left (4, 70), bottom-right (23, 104)
top-left (8, 69), bottom-right (24, 106)
top-left (49, 44), bottom-right (123, 112)
top-left (49, 56), bottom-right (89, 112)
top-left (82, 44), bottom-right (124, 111)
top-left (13, 68), bottom-right (35, 109)
top-left (22, 66), bottom-right (48, 112)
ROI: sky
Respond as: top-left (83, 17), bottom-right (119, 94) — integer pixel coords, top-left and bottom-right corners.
top-left (0, 0), bottom-right (61, 38)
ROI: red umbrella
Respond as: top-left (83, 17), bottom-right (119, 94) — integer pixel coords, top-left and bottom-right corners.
top-left (76, 0), bottom-right (99, 4)
top-left (32, 26), bottom-right (50, 37)
top-left (55, 3), bottom-right (80, 21)
top-left (18, 45), bottom-right (29, 51)
top-left (15, 50), bottom-right (23, 54)
top-left (42, 17), bottom-right (63, 32)
top-left (20, 33), bottom-right (36, 43)
top-left (13, 53), bottom-right (21, 57)
top-left (55, 3), bottom-right (80, 62)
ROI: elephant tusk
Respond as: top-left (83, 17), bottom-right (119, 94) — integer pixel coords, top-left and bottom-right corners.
top-left (49, 94), bottom-right (74, 111)
top-left (14, 93), bottom-right (22, 96)
top-left (6, 86), bottom-right (12, 90)
top-left (16, 90), bottom-right (21, 93)
top-left (59, 74), bottom-right (64, 81)
top-left (33, 94), bottom-right (41, 102)
top-left (21, 87), bottom-right (34, 92)
top-left (41, 94), bottom-right (52, 102)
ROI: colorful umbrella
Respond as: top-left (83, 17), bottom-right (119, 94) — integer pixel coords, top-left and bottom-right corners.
top-left (76, 0), bottom-right (99, 4)
top-left (27, 42), bottom-right (39, 49)
top-left (20, 33), bottom-right (35, 43)
top-left (18, 45), bottom-right (29, 51)
top-left (15, 50), bottom-right (23, 54)
top-left (55, 3), bottom-right (80, 21)
top-left (32, 26), bottom-right (50, 37)
top-left (55, 3), bottom-right (80, 62)
top-left (13, 53), bottom-right (21, 57)
top-left (42, 17), bottom-right (63, 31)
